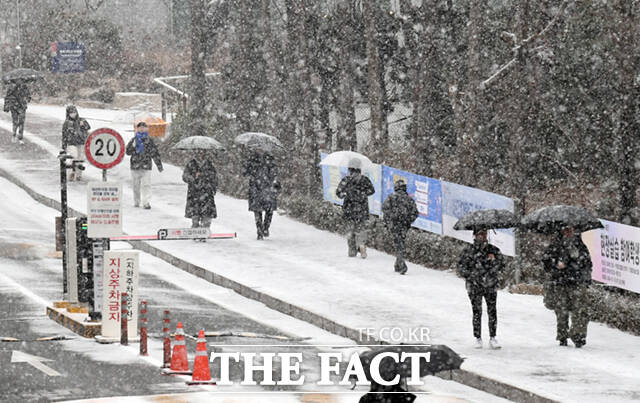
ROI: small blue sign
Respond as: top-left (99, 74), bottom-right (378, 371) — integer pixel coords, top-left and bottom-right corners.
top-left (51, 42), bottom-right (86, 73)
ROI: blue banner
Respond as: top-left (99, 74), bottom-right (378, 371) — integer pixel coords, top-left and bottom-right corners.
top-left (320, 152), bottom-right (382, 216)
top-left (442, 181), bottom-right (515, 256)
top-left (381, 166), bottom-right (443, 235)
top-left (50, 42), bottom-right (86, 73)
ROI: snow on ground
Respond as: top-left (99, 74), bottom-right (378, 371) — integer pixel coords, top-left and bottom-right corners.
top-left (0, 176), bottom-right (507, 403)
top-left (0, 104), bottom-right (639, 402)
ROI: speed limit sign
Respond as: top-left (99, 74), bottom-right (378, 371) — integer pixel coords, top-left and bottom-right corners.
top-left (84, 128), bottom-right (125, 170)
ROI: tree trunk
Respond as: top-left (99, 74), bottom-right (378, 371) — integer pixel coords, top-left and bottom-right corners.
top-left (189, 0), bottom-right (207, 136)
top-left (363, 0), bottom-right (385, 162)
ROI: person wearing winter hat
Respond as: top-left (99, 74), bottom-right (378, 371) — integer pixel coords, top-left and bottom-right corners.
top-left (125, 122), bottom-right (163, 209)
top-left (336, 158), bottom-right (375, 258)
top-left (382, 179), bottom-right (418, 274)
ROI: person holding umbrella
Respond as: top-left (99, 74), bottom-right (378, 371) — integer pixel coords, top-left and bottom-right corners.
top-left (457, 228), bottom-right (505, 349)
top-left (3, 81), bottom-right (31, 144)
top-left (125, 121), bottom-right (163, 209)
top-left (382, 179), bottom-right (418, 274)
top-left (541, 225), bottom-right (592, 347)
top-left (336, 158), bottom-right (375, 258)
top-left (182, 150), bottom-right (218, 238)
top-left (61, 105), bottom-right (90, 181)
top-left (522, 205), bottom-right (601, 348)
top-left (243, 151), bottom-right (280, 240)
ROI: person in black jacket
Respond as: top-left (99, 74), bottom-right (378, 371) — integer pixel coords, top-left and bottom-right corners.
top-left (183, 150), bottom-right (218, 240)
top-left (457, 228), bottom-right (505, 349)
top-left (382, 179), bottom-right (418, 274)
top-left (336, 158), bottom-right (375, 258)
top-left (3, 82), bottom-right (30, 144)
top-left (243, 151), bottom-right (280, 240)
top-left (61, 105), bottom-right (90, 181)
top-left (125, 122), bottom-right (163, 209)
top-left (541, 226), bottom-right (592, 347)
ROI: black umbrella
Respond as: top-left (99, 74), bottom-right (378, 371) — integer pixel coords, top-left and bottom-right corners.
top-left (356, 344), bottom-right (463, 382)
top-left (521, 205), bottom-right (603, 233)
top-left (453, 209), bottom-right (518, 231)
top-left (2, 68), bottom-right (43, 84)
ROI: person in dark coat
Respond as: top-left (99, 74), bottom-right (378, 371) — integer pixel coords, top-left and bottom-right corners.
top-left (336, 158), bottom-right (375, 258)
top-left (3, 82), bottom-right (31, 144)
top-left (183, 150), bottom-right (218, 238)
top-left (61, 105), bottom-right (91, 181)
top-left (125, 122), bottom-right (163, 209)
top-left (541, 226), bottom-right (592, 348)
top-left (382, 179), bottom-right (418, 274)
top-left (243, 151), bottom-right (280, 240)
top-left (457, 228), bottom-right (505, 349)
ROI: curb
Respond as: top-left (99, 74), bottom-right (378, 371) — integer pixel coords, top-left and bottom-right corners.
top-left (0, 167), bottom-right (559, 403)
top-left (46, 306), bottom-right (101, 338)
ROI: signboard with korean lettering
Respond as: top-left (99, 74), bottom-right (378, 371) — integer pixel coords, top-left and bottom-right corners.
top-left (87, 182), bottom-right (122, 238)
top-left (381, 166), bottom-right (443, 235)
top-left (101, 250), bottom-right (140, 338)
top-left (582, 219), bottom-right (640, 294)
top-left (50, 41), bottom-right (86, 73)
top-left (441, 181), bottom-right (516, 256)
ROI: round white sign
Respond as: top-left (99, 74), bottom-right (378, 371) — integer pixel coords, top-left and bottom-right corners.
top-left (84, 128), bottom-right (125, 170)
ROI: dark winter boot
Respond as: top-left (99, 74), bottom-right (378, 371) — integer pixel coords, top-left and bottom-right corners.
top-left (398, 260), bottom-right (408, 275)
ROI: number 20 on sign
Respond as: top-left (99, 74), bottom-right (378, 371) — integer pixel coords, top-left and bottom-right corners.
top-left (85, 128), bottom-right (126, 170)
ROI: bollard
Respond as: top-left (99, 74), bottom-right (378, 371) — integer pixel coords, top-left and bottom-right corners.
top-left (162, 310), bottom-right (171, 368)
top-left (139, 300), bottom-right (148, 356)
top-left (120, 292), bottom-right (128, 345)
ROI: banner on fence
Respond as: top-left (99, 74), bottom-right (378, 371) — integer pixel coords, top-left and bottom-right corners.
top-left (442, 181), bottom-right (515, 256)
top-left (582, 219), bottom-right (640, 294)
top-left (320, 152), bottom-right (383, 215)
top-left (381, 166), bottom-right (442, 235)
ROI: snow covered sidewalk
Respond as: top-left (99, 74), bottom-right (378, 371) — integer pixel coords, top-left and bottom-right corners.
top-left (1, 104), bottom-right (639, 403)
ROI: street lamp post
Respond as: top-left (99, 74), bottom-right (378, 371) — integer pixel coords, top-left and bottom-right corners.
top-left (16, 0), bottom-right (21, 67)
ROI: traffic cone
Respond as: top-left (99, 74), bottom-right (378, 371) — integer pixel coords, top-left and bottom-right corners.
top-left (162, 322), bottom-right (192, 375)
top-left (186, 329), bottom-right (216, 385)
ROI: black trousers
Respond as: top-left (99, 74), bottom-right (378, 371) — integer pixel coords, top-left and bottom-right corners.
top-left (467, 286), bottom-right (498, 339)
top-left (254, 209), bottom-right (273, 234)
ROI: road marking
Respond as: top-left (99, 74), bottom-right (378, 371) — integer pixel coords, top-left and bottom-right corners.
top-left (11, 350), bottom-right (62, 376)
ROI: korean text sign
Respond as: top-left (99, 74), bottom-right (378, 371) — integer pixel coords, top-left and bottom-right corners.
top-left (582, 219), bottom-right (640, 294)
top-left (87, 182), bottom-right (123, 238)
top-left (101, 251), bottom-right (139, 339)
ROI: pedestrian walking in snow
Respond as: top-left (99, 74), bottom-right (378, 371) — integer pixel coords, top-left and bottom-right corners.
top-left (243, 151), bottom-right (280, 240)
top-left (3, 82), bottom-right (30, 144)
top-left (541, 226), bottom-right (592, 348)
top-left (382, 179), bottom-right (418, 274)
top-left (336, 159), bottom-right (375, 258)
top-left (359, 380), bottom-right (416, 403)
top-left (62, 105), bottom-right (90, 181)
top-left (125, 122), bottom-right (163, 209)
top-left (457, 228), bottom-right (505, 349)
top-left (183, 151), bottom-right (218, 238)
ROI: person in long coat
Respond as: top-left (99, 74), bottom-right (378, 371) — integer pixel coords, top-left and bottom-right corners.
top-left (125, 122), bottom-right (163, 209)
top-left (541, 226), bottom-right (592, 347)
top-left (3, 82), bottom-right (31, 143)
top-left (243, 151), bottom-right (280, 240)
top-left (61, 105), bottom-right (91, 181)
top-left (457, 228), bottom-right (505, 349)
top-left (382, 179), bottom-right (418, 274)
top-left (336, 158), bottom-right (375, 258)
top-left (183, 150), bottom-right (218, 239)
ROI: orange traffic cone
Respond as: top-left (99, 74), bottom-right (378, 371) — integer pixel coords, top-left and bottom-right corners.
top-left (187, 329), bottom-right (216, 385)
top-left (162, 322), bottom-right (192, 375)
